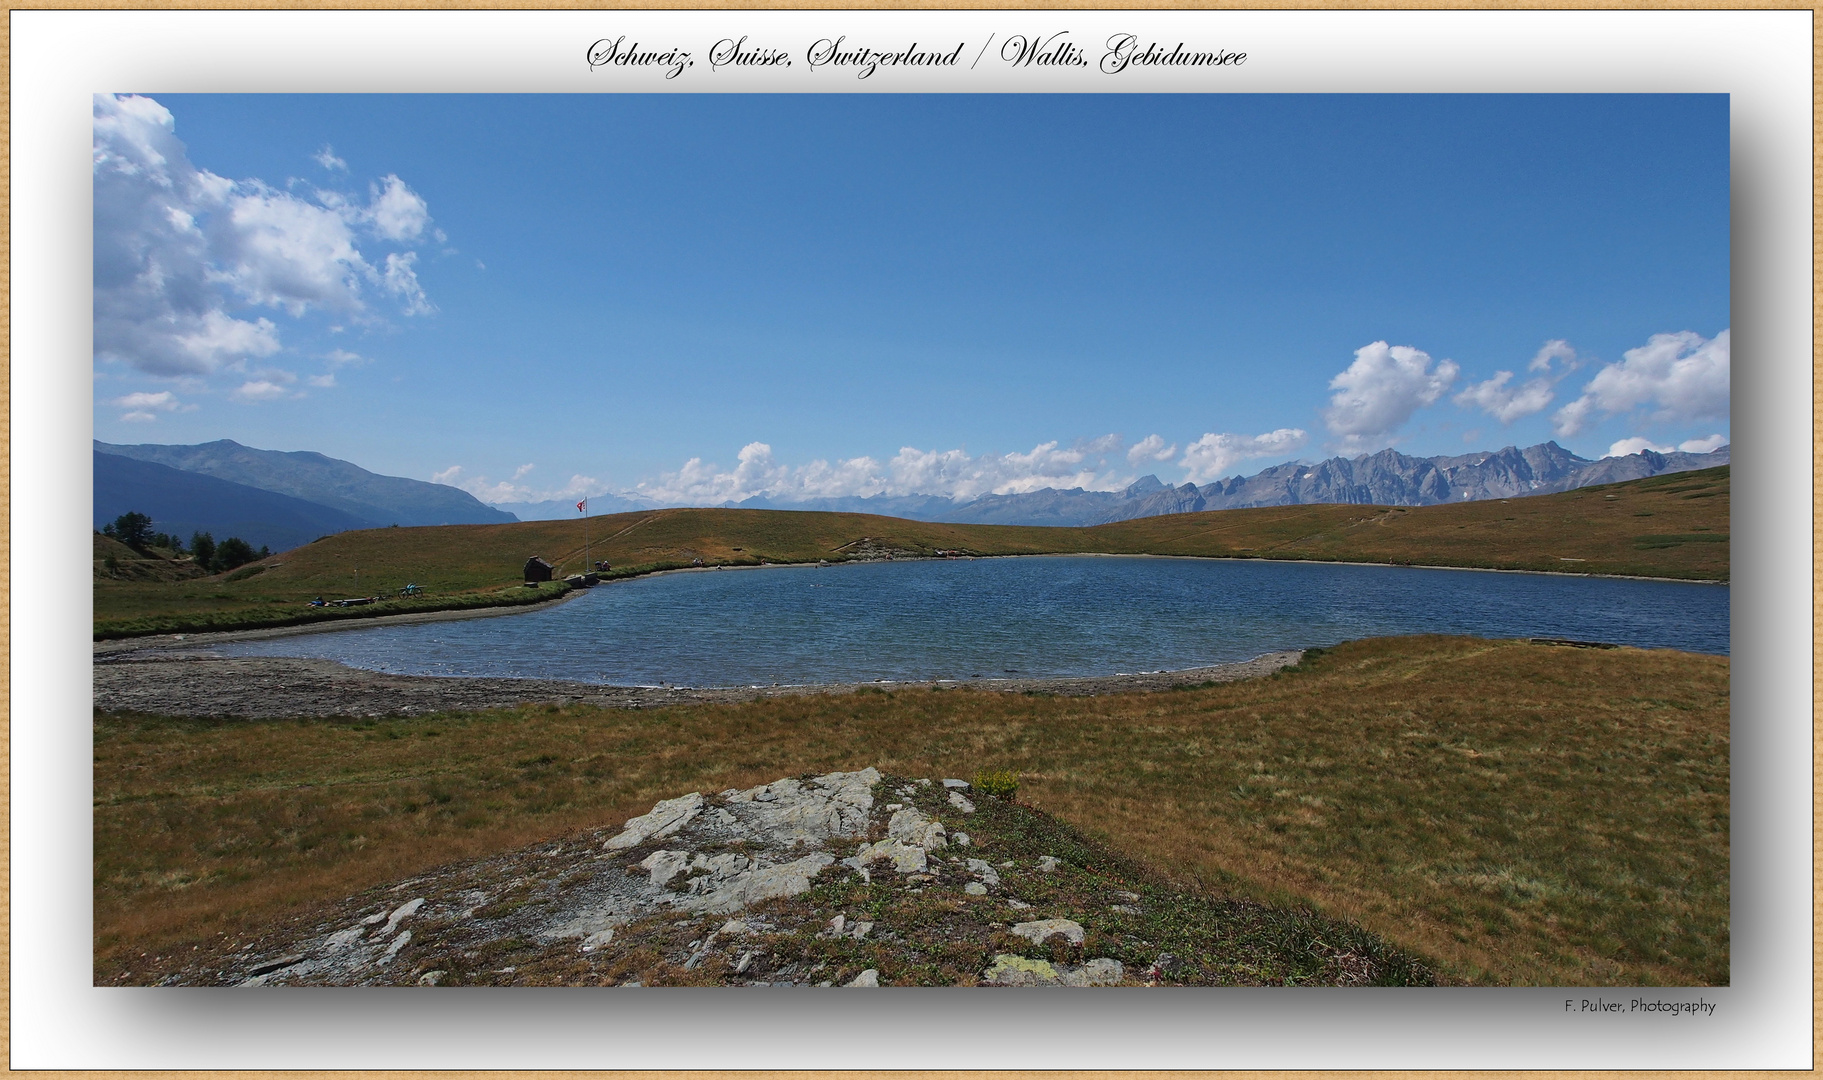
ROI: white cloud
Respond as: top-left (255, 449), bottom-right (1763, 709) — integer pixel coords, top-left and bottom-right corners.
top-left (365, 175), bottom-right (431, 241)
top-left (231, 379), bottom-right (295, 402)
top-left (1322, 342), bottom-right (1458, 452)
top-left (92, 94), bottom-right (437, 384)
top-left (432, 464), bottom-right (597, 505)
top-left (313, 145), bottom-right (347, 172)
top-left (636, 437), bottom-right (1145, 505)
top-left (1605, 437), bottom-right (1673, 458)
top-left (307, 373), bottom-right (336, 388)
top-left (381, 251), bottom-right (434, 315)
top-left (1528, 339), bottom-right (1578, 373)
top-left (1453, 339), bottom-right (1577, 424)
top-left (112, 390), bottom-right (179, 411)
top-left (1178, 429), bottom-right (1309, 484)
top-left (1554, 329), bottom-right (1729, 437)
top-left (324, 348), bottom-right (367, 367)
top-left (1127, 434), bottom-right (1178, 466)
top-left (1453, 370), bottom-right (1555, 424)
top-left (120, 411), bottom-right (159, 423)
top-left (1679, 434), bottom-right (1729, 454)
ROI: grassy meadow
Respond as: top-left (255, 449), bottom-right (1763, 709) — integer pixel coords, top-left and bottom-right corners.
top-left (94, 466), bottom-right (1729, 638)
top-left (95, 636), bottom-right (1729, 986)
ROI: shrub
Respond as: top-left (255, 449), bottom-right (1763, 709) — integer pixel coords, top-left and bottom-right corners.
top-left (972, 768), bottom-right (1020, 800)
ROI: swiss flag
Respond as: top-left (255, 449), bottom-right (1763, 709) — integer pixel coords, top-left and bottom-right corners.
top-left (576, 499), bottom-right (587, 513)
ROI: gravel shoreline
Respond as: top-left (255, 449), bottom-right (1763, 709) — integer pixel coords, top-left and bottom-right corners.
top-left (92, 650), bottom-right (1304, 718)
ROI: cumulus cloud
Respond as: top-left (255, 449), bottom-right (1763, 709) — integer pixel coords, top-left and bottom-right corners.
top-left (313, 145), bottom-right (347, 171)
top-left (93, 94), bottom-right (437, 386)
top-left (1322, 342), bottom-right (1458, 452)
top-left (112, 389), bottom-right (191, 422)
top-left (1605, 437), bottom-right (1673, 458)
top-left (231, 379), bottom-right (295, 402)
top-left (1553, 329), bottom-right (1729, 437)
top-left (1127, 434), bottom-right (1177, 466)
top-left (635, 437), bottom-right (1154, 506)
top-left (1604, 432), bottom-right (1729, 458)
top-left (366, 175), bottom-right (430, 242)
top-left (324, 348), bottom-right (367, 367)
top-left (1454, 339), bottom-right (1578, 424)
top-left (1178, 429), bottom-right (1308, 484)
top-left (433, 464), bottom-right (598, 505)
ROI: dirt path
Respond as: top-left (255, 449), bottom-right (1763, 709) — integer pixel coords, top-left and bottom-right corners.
top-left (92, 650), bottom-right (1303, 718)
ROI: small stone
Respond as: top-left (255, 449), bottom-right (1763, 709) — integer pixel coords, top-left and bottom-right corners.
top-left (845, 969), bottom-right (880, 987)
top-left (885, 803), bottom-right (903, 811)
top-left (1037, 856), bottom-right (1062, 872)
top-left (850, 921), bottom-right (873, 939)
top-left (953, 832), bottom-right (972, 847)
top-left (734, 951), bottom-right (756, 974)
top-left (966, 858), bottom-right (1001, 887)
top-left (917, 778), bottom-right (932, 786)
top-left (947, 791), bottom-right (976, 814)
top-left (417, 970), bottom-right (447, 986)
top-left (826, 915), bottom-right (846, 937)
top-left (1006, 898), bottom-right (1032, 910)
top-left (1011, 918), bottom-right (1084, 946)
top-left (720, 920), bottom-right (749, 936)
top-left (1111, 904), bottom-right (1142, 915)
top-left (941, 779), bottom-right (970, 789)
top-left (965, 882), bottom-right (988, 896)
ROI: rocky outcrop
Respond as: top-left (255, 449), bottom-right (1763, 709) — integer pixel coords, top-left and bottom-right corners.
top-left (139, 768), bottom-right (1434, 989)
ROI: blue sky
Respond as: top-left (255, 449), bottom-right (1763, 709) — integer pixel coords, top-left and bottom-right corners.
top-left (93, 93), bottom-right (1730, 506)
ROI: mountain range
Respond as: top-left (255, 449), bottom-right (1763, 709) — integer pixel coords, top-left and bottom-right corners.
top-left (94, 437), bottom-right (1730, 552)
top-left (95, 439), bottom-right (516, 553)
top-left (719, 442), bottom-right (1731, 527)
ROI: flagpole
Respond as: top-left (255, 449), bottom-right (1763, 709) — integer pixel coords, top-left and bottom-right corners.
top-left (580, 497), bottom-right (589, 572)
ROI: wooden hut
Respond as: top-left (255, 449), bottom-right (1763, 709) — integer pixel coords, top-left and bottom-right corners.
top-left (524, 556), bottom-right (554, 583)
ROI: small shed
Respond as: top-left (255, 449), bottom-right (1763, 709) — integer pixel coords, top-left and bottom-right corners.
top-left (524, 556), bottom-right (554, 583)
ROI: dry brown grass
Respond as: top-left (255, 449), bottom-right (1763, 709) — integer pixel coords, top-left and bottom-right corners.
top-left (95, 635), bottom-right (1727, 986)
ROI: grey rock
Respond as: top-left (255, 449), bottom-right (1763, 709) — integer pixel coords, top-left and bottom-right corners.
top-left (681, 852), bottom-right (837, 914)
top-left (947, 791), bottom-right (976, 814)
top-left (1012, 918), bottom-right (1085, 945)
top-left (942, 779), bottom-right (971, 789)
top-left (1037, 856), bottom-right (1062, 873)
top-left (887, 807), bottom-right (947, 850)
top-left (245, 953), bottom-right (305, 977)
top-left (604, 792), bottom-right (705, 850)
top-left (966, 858), bottom-right (1001, 887)
top-left (640, 849), bottom-right (692, 887)
top-left (965, 882), bottom-right (988, 896)
top-left (417, 969), bottom-right (447, 986)
top-left (380, 898), bottom-right (425, 937)
top-left (953, 832), bottom-right (972, 847)
top-left (845, 969), bottom-right (880, 987)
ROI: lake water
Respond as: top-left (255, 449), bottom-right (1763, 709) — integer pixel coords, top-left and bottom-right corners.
top-left (212, 555), bottom-right (1730, 687)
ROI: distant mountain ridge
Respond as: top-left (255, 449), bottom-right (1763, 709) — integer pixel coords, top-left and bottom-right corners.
top-left (96, 439), bottom-right (516, 528)
top-left (95, 451), bottom-right (382, 554)
top-left (716, 442), bottom-right (1730, 527)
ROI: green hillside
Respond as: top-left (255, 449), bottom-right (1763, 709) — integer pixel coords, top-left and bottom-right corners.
top-left (94, 466), bottom-right (1728, 639)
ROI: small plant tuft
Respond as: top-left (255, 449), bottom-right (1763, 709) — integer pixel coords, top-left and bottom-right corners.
top-left (972, 768), bottom-right (1020, 800)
